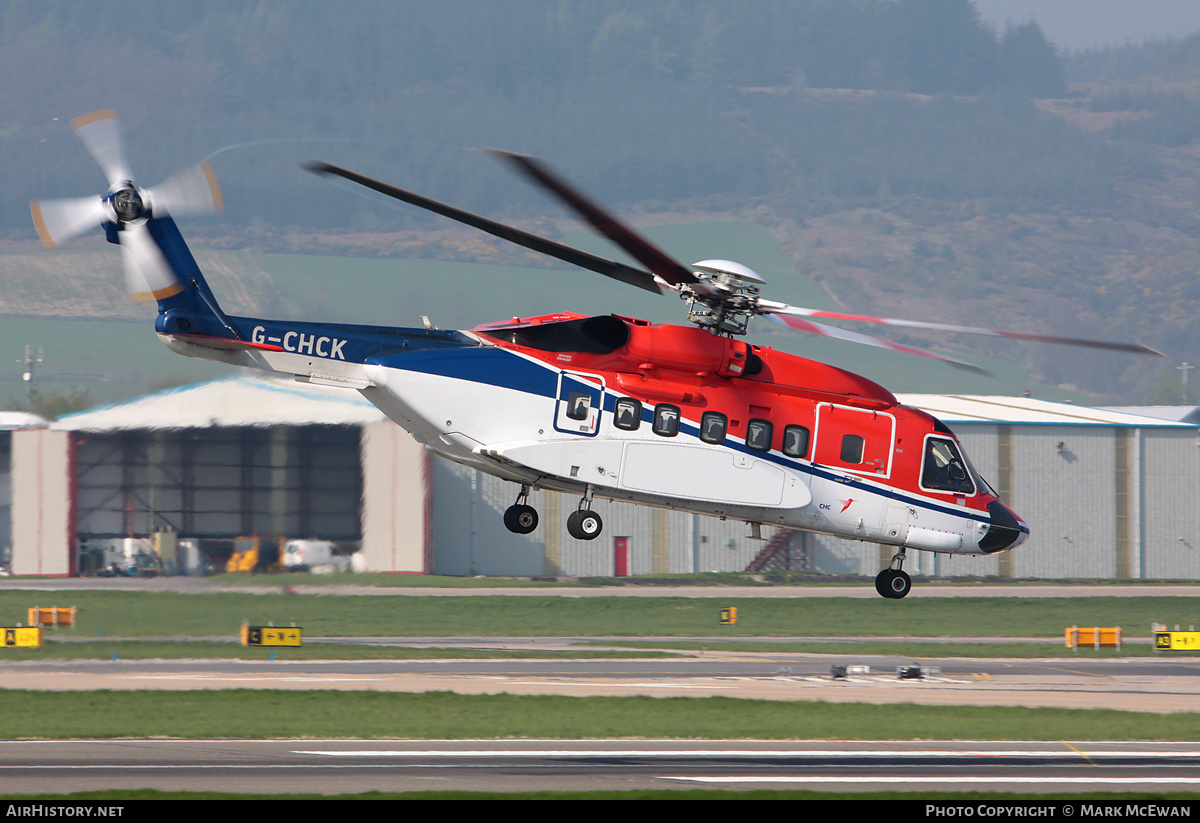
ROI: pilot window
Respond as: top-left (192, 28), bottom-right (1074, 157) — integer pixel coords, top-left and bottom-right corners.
top-left (566, 392), bottom-right (592, 421)
top-left (653, 404), bottom-right (680, 437)
top-left (614, 397), bottom-right (642, 431)
top-left (782, 424), bottom-right (810, 458)
top-left (746, 418), bottom-right (773, 452)
top-left (700, 412), bottom-right (727, 444)
top-left (922, 437), bottom-right (975, 494)
top-left (840, 434), bottom-right (865, 463)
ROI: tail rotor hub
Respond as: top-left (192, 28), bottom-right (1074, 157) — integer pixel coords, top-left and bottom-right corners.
top-left (107, 184), bottom-right (147, 225)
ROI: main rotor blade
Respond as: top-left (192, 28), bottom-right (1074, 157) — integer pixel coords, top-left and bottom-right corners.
top-left (759, 302), bottom-right (1166, 357)
top-left (766, 313), bottom-right (989, 374)
top-left (482, 150), bottom-right (708, 293)
top-left (71, 109), bottom-right (133, 187)
top-left (305, 161), bottom-right (662, 294)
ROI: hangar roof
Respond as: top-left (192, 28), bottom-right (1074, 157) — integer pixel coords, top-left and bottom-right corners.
top-left (1101, 406), bottom-right (1200, 424)
top-left (899, 395), bottom-right (1197, 427)
top-left (0, 412), bottom-right (49, 430)
top-left (52, 374), bottom-right (386, 432)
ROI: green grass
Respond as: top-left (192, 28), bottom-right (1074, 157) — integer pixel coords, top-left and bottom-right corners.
top-left (1, 640), bottom-right (676, 661)
top-left (5, 590), bottom-right (1194, 640)
top-left (3, 690), bottom-right (1199, 741)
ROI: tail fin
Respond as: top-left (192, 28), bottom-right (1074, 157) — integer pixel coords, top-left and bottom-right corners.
top-left (115, 213), bottom-right (240, 340)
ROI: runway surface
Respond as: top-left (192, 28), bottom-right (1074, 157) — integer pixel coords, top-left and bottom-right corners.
top-left (3, 580), bottom-right (1198, 795)
top-left (5, 739), bottom-right (1200, 795)
top-left (3, 646), bottom-right (1198, 712)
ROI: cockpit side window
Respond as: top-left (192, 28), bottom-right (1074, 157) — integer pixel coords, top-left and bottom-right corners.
top-left (921, 437), bottom-right (975, 495)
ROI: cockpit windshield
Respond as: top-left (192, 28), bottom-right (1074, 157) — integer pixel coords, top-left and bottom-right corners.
top-left (921, 436), bottom-right (975, 495)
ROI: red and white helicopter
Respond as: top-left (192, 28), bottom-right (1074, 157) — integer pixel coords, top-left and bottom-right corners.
top-left (32, 111), bottom-right (1164, 597)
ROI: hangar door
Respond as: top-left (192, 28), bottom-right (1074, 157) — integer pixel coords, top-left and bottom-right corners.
top-left (74, 425), bottom-right (362, 541)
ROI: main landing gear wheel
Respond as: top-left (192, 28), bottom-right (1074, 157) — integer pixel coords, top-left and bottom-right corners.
top-left (503, 504), bottom-right (538, 535)
top-left (567, 509), bottom-right (603, 540)
top-left (875, 568), bottom-right (912, 599)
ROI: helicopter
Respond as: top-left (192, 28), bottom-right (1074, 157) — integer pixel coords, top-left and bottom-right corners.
top-left (31, 111), bottom-right (1166, 598)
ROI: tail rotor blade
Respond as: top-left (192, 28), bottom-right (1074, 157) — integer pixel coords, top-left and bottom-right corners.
top-left (148, 159), bottom-right (223, 217)
top-left (119, 222), bottom-right (183, 303)
top-left (71, 110), bottom-right (133, 186)
top-left (29, 196), bottom-right (109, 248)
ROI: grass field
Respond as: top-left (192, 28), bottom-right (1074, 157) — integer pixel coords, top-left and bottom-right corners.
top-left (3, 691), bottom-right (1199, 742)
top-left (5, 589), bottom-right (1193, 644)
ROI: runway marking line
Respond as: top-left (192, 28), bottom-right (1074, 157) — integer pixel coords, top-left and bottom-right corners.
top-left (290, 749), bottom-right (1200, 759)
top-left (667, 777), bottom-right (1200, 785)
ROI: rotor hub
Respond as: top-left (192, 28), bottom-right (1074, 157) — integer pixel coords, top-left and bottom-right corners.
top-left (107, 184), bottom-right (147, 224)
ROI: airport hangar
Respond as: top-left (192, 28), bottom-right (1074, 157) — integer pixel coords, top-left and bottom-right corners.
top-left (5, 375), bottom-right (1199, 581)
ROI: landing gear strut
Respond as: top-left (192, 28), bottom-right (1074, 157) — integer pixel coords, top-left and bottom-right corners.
top-left (566, 485), bottom-right (603, 541)
top-left (503, 485), bottom-right (539, 535)
top-left (875, 549), bottom-right (912, 599)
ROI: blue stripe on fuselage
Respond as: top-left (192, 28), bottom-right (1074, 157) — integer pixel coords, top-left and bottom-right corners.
top-left (373, 346), bottom-right (989, 525)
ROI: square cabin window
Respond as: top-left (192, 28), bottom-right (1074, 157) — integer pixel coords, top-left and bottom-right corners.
top-left (653, 404), bottom-right (680, 437)
top-left (700, 411), bottom-right (727, 444)
top-left (614, 397), bottom-right (642, 431)
top-left (840, 434), bottom-right (865, 464)
top-left (566, 392), bottom-right (591, 421)
top-left (746, 418), bottom-right (773, 452)
top-left (782, 424), bottom-right (810, 458)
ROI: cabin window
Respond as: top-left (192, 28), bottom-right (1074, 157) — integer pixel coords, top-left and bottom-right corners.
top-left (840, 434), bottom-right (865, 464)
top-left (566, 392), bottom-right (592, 421)
top-left (653, 404), bottom-right (680, 437)
top-left (746, 418), bottom-right (773, 452)
top-left (614, 397), bottom-right (642, 431)
top-left (782, 425), bottom-right (810, 458)
top-left (700, 412), bottom-right (727, 444)
top-left (921, 437), bottom-right (975, 495)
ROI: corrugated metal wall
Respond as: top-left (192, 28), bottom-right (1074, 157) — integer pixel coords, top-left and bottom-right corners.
top-left (1140, 429), bottom-right (1200, 579)
top-left (1008, 426), bottom-right (1119, 579)
top-left (431, 460), bottom-right (776, 577)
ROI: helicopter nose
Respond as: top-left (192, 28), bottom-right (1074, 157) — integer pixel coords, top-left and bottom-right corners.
top-left (979, 500), bottom-right (1029, 553)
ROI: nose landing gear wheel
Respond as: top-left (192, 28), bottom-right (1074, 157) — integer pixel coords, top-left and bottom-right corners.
top-left (567, 509), bottom-right (603, 540)
top-left (875, 568), bottom-right (912, 599)
top-left (503, 504), bottom-right (539, 534)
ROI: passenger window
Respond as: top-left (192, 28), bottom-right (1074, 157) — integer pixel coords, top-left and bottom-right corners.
top-left (700, 412), bottom-right (727, 444)
top-left (614, 397), bottom-right (642, 431)
top-left (782, 425), bottom-right (810, 458)
top-left (653, 404), bottom-right (680, 437)
top-left (922, 437), bottom-right (975, 494)
top-left (566, 392), bottom-right (591, 421)
top-left (840, 434), bottom-right (865, 463)
top-left (746, 418), bottom-right (773, 452)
